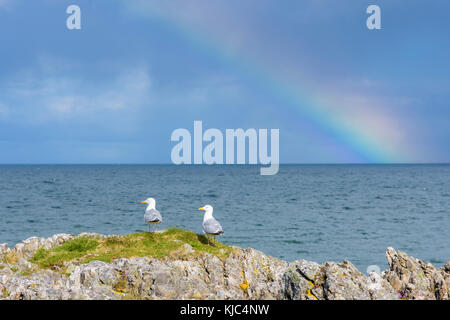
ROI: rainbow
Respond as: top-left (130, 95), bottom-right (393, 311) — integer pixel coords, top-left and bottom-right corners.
top-left (134, 6), bottom-right (409, 163)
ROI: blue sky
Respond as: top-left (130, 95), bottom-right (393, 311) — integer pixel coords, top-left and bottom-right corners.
top-left (0, 0), bottom-right (449, 163)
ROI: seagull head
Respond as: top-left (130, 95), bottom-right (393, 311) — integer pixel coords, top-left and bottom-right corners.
top-left (199, 205), bottom-right (213, 215)
top-left (141, 197), bottom-right (156, 209)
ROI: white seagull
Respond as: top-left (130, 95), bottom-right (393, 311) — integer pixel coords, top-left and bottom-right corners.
top-left (199, 205), bottom-right (224, 245)
top-left (141, 197), bottom-right (162, 233)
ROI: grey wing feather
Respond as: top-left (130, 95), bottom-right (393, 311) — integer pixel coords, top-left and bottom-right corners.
top-left (203, 218), bottom-right (224, 235)
top-left (144, 209), bottom-right (162, 223)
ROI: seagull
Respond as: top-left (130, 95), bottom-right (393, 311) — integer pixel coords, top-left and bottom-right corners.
top-left (141, 197), bottom-right (162, 233)
top-left (199, 205), bottom-right (224, 246)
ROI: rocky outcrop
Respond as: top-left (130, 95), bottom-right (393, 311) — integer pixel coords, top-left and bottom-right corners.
top-left (383, 247), bottom-right (450, 300)
top-left (283, 259), bottom-right (398, 300)
top-left (9, 234), bottom-right (74, 261)
top-left (63, 247), bottom-right (287, 300)
top-left (0, 233), bottom-right (448, 300)
top-left (0, 234), bottom-right (286, 300)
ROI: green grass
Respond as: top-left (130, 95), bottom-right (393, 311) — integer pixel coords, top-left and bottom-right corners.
top-left (30, 228), bottom-right (232, 272)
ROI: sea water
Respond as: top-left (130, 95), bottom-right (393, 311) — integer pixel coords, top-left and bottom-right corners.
top-left (0, 164), bottom-right (449, 272)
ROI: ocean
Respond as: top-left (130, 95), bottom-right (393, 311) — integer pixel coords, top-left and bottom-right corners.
top-left (0, 164), bottom-right (449, 272)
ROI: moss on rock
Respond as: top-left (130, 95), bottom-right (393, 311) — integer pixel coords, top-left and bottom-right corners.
top-left (30, 228), bottom-right (232, 272)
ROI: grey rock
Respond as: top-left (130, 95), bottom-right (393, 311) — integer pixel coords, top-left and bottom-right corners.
top-left (323, 260), bottom-right (372, 300)
top-left (69, 260), bottom-right (119, 288)
top-left (77, 232), bottom-right (106, 239)
top-left (366, 272), bottom-right (399, 300)
top-left (13, 234), bottom-right (74, 260)
top-left (283, 260), bottom-right (324, 300)
top-left (445, 262), bottom-right (450, 273)
top-left (0, 243), bottom-right (9, 257)
top-left (284, 259), bottom-right (398, 300)
top-left (383, 247), bottom-right (449, 300)
top-left (1, 232), bottom-right (448, 300)
top-left (182, 243), bottom-right (194, 254)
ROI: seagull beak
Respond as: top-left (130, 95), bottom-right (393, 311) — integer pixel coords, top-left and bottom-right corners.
top-left (199, 207), bottom-right (205, 211)
top-left (141, 201), bottom-right (147, 204)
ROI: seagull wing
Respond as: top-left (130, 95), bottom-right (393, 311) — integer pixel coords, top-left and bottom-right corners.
top-left (144, 209), bottom-right (162, 223)
top-left (203, 218), bottom-right (224, 235)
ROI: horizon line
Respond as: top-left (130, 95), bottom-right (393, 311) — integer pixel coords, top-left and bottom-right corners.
top-left (0, 163), bottom-right (449, 166)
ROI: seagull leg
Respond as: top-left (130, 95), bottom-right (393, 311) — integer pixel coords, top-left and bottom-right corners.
top-left (148, 224), bottom-right (151, 233)
top-left (155, 224), bottom-right (158, 232)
